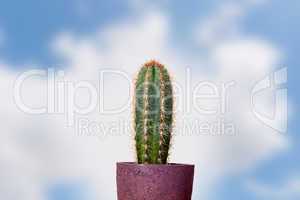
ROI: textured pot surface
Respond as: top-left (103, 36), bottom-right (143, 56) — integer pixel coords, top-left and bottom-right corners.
top-left (117, 162), bottom-right (194, 200)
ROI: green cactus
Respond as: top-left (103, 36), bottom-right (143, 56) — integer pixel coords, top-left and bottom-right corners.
top-left (134, 60), bottom-right (173, 164)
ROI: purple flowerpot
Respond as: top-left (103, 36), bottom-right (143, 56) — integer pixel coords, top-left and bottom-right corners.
top-left (116, 162), bottom-right (194, 200)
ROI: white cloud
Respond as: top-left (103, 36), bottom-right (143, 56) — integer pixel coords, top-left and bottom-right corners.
top-left (195, 3), bottom-right (244, 47)
top-left (213, 39), bottom-right (280, 74)
top-left (194, 0), bottom-right (271, 48)
top-left (129, 0), bottom-right (169, 11)
top-left (247, 177), bottom-right (300, 199)
top-left (0, 1), bottom-right (290, 200)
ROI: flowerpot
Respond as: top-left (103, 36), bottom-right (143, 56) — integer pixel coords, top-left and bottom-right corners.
top-left (116, 162), bottom-right (194, 200)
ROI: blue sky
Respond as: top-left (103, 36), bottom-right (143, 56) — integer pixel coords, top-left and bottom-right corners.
top-left (0, 0), bottom-right (299, 199)
top-left (216, 0), bottom-right (300, 193)
top-left (0, 0), bottom-right (130, 66)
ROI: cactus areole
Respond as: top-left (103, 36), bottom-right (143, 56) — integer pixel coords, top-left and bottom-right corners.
top-left (116, 61), bottom-right (194, 200)
top-left (134, 60), bottom-right (173, 164)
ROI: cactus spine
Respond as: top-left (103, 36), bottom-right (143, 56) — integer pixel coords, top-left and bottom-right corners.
top-left (134, 60), bottom-right (173, 164)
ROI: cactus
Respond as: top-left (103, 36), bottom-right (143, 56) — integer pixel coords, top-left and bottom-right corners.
top-left (134, 60), bottom-right (173, 164)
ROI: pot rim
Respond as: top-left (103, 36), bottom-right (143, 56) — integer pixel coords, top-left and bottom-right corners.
top-left (117, 162), bottom-right (194, 167)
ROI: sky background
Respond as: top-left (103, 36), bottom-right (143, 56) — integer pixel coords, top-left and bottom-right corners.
top-left (0, 0), bottom-right (299, 200)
